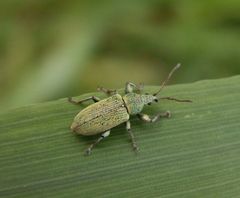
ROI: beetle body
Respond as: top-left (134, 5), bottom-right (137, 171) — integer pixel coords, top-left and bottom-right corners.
top-left (71, 93), bottom-right (155, 135)
top-left (69, 64), bottom-right (192, 155)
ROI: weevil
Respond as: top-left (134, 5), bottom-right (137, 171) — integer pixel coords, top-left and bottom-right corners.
top-left (69, 64), bottom-right (192, 155)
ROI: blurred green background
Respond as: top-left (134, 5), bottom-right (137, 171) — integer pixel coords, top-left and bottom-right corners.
top-left (0, 0), bottom-right (240, 109)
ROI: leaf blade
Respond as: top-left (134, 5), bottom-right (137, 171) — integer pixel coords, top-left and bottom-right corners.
top-left (0, 76), bottom-right (240, 198)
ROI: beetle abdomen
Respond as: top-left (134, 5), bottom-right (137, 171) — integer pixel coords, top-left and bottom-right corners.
top-left (72, 94), bottom-right (129, 135)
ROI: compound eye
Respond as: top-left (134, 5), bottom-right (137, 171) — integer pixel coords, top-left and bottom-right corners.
top-left (154, 99), bottom-right (159, 102)
top-left (148, 102), bottom-right (152, 105)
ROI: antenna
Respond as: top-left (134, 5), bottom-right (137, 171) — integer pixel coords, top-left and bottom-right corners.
top-left (153, 63), bottom-right (181, 96)
top-left (159, 96), bottom-right (192, 103)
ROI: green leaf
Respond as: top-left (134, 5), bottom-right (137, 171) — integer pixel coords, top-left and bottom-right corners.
top-left (0, 75), bottom-right (240, 198)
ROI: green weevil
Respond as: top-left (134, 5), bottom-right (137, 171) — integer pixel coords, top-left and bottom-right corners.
top-left (69, 64), bottom-right (192, 155)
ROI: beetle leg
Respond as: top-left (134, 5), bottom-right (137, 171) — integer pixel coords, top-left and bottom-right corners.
top-left (125, 82), bottom-right (144, 94)
top-left (137, 111), bottom-right (171, 123)
top-left (97, 87), bottom-right (117, 96)
top-left (68, 96), bottom-right (100, 105)
top-left (85, 130), bottom-right (111, 155)
top-left (126, 121), bottom-right (139, 152)
top-left (137, 83), bottom-right (144, 93)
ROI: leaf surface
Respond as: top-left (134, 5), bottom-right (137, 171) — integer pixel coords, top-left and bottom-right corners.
top-left (0, 76), bottom-right (240, 198)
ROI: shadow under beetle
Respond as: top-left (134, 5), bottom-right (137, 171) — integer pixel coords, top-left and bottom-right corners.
top-left (69, 64), bottom-right (192, 155)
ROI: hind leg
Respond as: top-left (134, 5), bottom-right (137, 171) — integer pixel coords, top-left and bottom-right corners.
top-left (85, 130), bottom-right (111, 155)
top-left (68, 96), bottom-right (100, 105)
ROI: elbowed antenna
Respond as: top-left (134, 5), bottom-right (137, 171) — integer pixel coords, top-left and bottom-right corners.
top-left (158, 96), bottom-right (192, 103)
top-left (153, 63), bottom-right (181, 96)
top-left (153, 63), bottom-right (192, 103)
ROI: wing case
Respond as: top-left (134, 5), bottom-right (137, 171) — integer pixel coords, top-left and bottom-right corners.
top-left (72, 94), bottom-right (129, 135)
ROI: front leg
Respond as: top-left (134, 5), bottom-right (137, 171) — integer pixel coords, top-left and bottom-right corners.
top-left (126, 121), bottom-right (139, 152)
top-left (97, 87), bottom-right (117, 96)
top-left (125, 82), bottom-right (144, 94)
top-left (137, 111), bottom-right (171, 123)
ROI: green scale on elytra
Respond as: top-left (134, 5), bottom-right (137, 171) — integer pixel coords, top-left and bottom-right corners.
top-left (69, 64), bottom-right (192, 155)
top-left (71, 94), bottom-right (129, 135)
